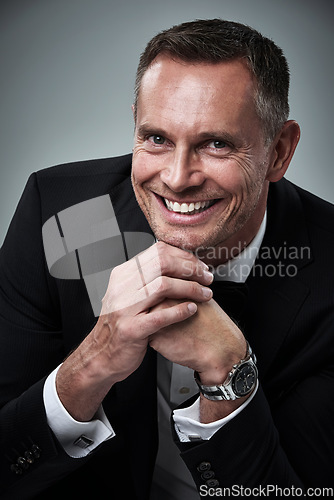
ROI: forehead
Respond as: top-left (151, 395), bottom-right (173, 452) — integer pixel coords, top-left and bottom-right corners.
top-left (141, 54), bottom-right (254, 93)
top-left (137, 55), bottom-right (258, 135)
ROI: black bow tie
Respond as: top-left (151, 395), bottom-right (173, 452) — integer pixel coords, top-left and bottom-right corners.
top-left (209, 280), bottom-right (249, 328)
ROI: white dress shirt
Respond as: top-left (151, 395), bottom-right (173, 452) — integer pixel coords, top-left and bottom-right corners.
top-left (43, 212), bottom-right (267, 496)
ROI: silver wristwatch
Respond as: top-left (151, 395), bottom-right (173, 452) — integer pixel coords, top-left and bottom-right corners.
top-left (194, 343), bottom-right (258, 401)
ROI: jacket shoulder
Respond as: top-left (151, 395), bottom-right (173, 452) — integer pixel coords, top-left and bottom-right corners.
top-left (34, 154), bottom-right (133, 222)
top-left (291, 181), bottom-right (334, 238)
top-left (36, 153), bottom-right (132, 179)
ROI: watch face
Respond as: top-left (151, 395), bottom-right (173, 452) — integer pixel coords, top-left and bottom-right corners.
top-left (231, 363), bottom-right (257, 397)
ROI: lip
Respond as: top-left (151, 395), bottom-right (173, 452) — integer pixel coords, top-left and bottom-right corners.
top-left (153, 193), bottom-right (226, 225)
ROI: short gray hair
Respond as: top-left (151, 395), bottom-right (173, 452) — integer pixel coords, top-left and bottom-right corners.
top-left (134, 19), bottom-right (290, 143)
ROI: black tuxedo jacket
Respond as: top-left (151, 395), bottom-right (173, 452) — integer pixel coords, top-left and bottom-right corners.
top-left (1, 154), bottom-right (333, 498)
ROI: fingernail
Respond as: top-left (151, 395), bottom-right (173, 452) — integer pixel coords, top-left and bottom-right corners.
top-left (188, 303), bottom-right (197, 314)
top-left (203, 270), bottom-right (214, 283)
top-left (202, 287), bottom-right (213, 298)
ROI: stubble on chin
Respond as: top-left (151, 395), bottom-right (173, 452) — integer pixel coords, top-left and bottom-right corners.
top-left (131, 179), bottom-right (258, 256)
top-left (134, 196), bottom-right (238, 253)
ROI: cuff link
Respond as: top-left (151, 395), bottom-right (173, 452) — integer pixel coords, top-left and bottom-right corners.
top-left (73, 435), bottom-right (94, 449)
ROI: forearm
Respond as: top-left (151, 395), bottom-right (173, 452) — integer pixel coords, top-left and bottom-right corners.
top-left (199, 392), bottom-right (252, 423)
top-left (56, 323), bottom-right (117, 422)
top-left (44, 365), bottom-right (115, 458)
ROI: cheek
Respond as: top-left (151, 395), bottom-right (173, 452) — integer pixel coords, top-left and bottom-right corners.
top-left (132, 147), bottom-right (163, 186)
top-left (132, 156), bottom-right (151, 186)
top-left (214, 161), bottom-right (250, 195)
top-left (216, 157), bottom-right (265, 197)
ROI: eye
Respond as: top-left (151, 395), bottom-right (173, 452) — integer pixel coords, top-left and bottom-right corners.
top-left (150, 135), bottom-right (166, 145)
top-left (211, 140), bottom-right (227, 149)
top-left (203, 139), bottom-right (232, 156)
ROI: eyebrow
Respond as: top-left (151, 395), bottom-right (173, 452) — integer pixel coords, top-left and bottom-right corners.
top-left (195, 131), bottom-right (238, 145)
top-left (137, 123), bottom-right (240, 146)
top-left (137, 124), bottom-right (168, 138)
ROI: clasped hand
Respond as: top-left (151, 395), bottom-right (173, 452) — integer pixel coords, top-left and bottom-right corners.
top-left (99, 241), bottom-right (246, 386)
top-left (56, 241), bottom-right (246, 421)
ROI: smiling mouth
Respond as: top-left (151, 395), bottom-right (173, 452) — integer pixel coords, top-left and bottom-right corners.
top-left (163, 197), bottom-right (218, 215)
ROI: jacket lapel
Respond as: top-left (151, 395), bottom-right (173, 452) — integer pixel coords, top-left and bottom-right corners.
top-left (244, 179), bottom-right (313, 379)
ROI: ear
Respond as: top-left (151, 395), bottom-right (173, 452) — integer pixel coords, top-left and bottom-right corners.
top-left (266, 120), bottom-right (301, 182)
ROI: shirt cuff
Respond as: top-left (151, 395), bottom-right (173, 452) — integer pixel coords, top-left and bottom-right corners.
top-left (43, 365), bottom-right (115, 458)
top-left (173, 381), bottom-right (259, 442)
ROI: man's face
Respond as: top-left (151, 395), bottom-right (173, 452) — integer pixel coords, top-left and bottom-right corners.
top-left (132, 55), bottom-right (272, 257)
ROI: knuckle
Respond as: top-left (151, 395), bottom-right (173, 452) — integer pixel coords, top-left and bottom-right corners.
top-left (191, 281), bottom-right (202, 295)
top-left (149, 313), bottom-right (164, 331)
top-left (107, 268), bottom-right (116, 287)
top-left (151, 242), bottom-right (170, 276)
top-left (156, 253), bottom-right (171, 276)
top-left (180, 260), bottom-right (195, 279)
top-left (115, 316), bottom-right (137, 341)
top-left (174, 304), bottom-right (185, 321)
top-left (154, 275), bottom-right (169, 295)
top-left (108, 266), bottom-right (122, 289)
top-left (110, 262), bottom-right (123, 278)
top-left (155, 240), bottom-right (168, 254)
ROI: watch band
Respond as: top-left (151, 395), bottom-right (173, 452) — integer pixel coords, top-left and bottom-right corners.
top-left (194, 342), bottom-right (257, 401)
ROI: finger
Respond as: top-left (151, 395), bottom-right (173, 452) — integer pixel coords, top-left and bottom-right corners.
top-left (109, 240), bottom-right (211, 296)
top-left (102, 275), bottom-right (211, 315)
top-left (102, 241), bottom-right (212, 315)
top-left (143, 275), bottom-right (213, 307)
top-left (135, 241), bottom-right (213, 287)
top-left (136, 240), bottom-right (195, 267)
top-left (136, 301), bottom-right (198, 337)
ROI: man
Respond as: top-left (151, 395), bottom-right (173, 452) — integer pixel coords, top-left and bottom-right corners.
top-left (0, 19), bottom-right (333, 499)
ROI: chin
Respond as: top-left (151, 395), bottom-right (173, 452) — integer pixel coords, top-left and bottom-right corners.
top-left (154, 229), bottom-right (215, 253)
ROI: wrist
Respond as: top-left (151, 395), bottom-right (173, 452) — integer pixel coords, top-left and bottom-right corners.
top-left (196, 368), bottom-right (230, 387)
top-left (195, 342), bottom-right (257, 402)
top-left (197, 338), bottom-right (248, 386)
top-left (199, 387), bottom-right (255, 423)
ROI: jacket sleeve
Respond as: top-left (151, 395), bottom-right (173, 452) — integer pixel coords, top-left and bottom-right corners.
top-left (175, 356), bottom-right (334, 494)
top-left (0, 174), bottom-right (92, 498)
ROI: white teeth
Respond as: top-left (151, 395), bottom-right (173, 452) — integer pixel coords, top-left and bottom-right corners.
top-left (164, 198), bottom-right (214, 214)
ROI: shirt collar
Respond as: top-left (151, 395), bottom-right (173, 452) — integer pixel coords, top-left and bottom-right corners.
top-left (212, 211), bottom-right (267, 283)
top-left (154, 211), bottom-right (267, 284)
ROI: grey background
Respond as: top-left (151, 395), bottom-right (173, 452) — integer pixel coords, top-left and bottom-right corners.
top-left (1, 0), bottom-right (333, 244)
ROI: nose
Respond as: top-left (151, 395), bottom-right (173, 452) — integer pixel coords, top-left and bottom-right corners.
top-left (160, 148), bottom-right (205, 193)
